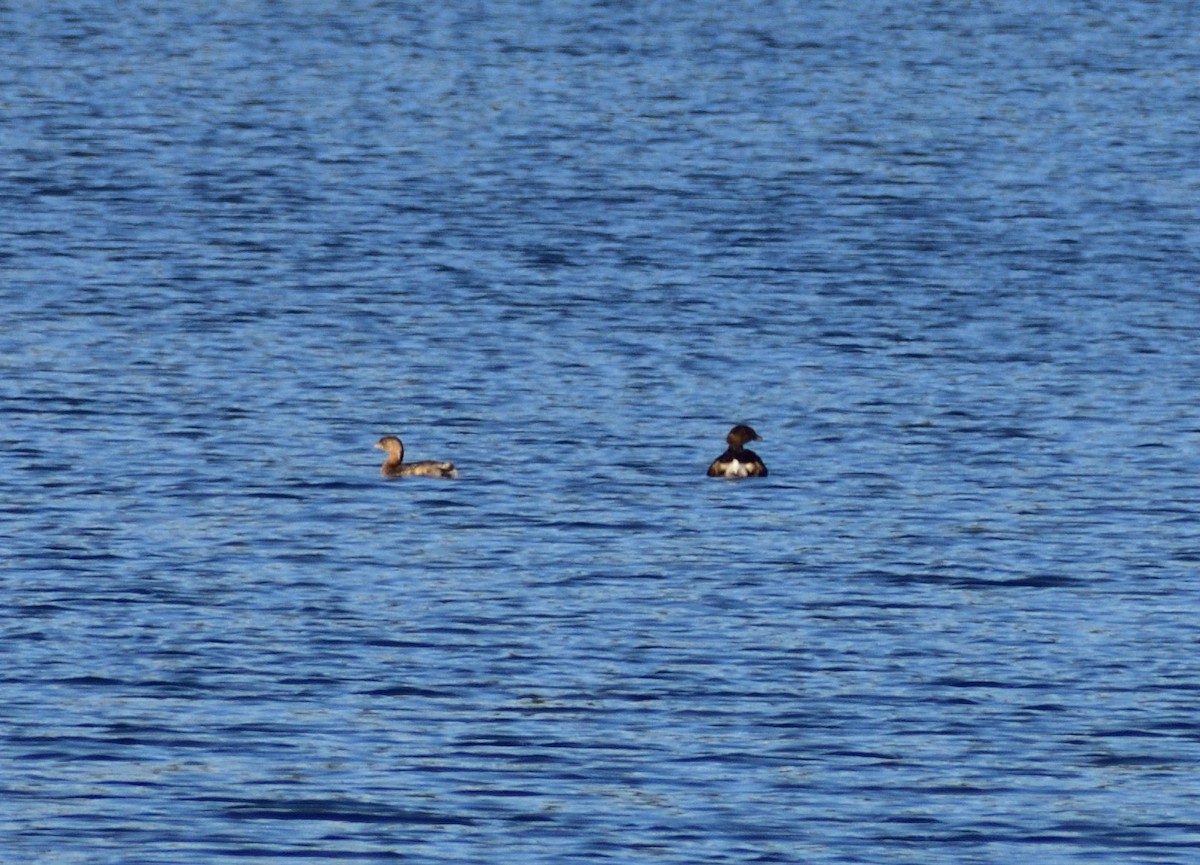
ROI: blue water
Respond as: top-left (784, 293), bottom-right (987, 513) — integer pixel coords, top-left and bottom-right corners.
top-left (4, 1), bottom-right (1200, 862)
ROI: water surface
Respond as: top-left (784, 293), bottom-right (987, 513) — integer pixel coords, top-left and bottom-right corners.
top-left (3, 1), bottom-right (1200, 862)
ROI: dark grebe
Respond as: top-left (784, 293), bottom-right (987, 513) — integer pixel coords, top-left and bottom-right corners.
top-left (375, 436), bottom-right (458, 479)
top-left (706, 424), bottom-right (768, 478)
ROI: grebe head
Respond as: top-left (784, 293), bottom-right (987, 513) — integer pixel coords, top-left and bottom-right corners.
top-left (726, 424), bottom-right (762, 448)
top-left (375, 436), bottom-right (404, 458)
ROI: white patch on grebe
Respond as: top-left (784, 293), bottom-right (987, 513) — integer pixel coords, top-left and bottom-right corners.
top-left (723, 459), bottom-right (748, 479)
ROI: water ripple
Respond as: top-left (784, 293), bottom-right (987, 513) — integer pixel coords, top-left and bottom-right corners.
top-left (4, 1), bottom-right (1200, 863)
